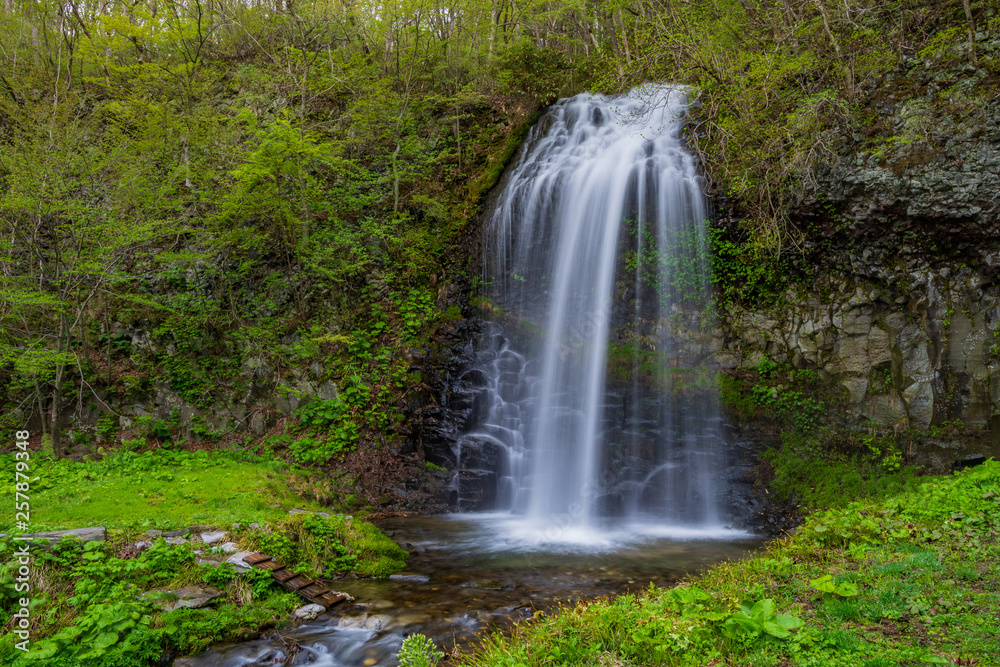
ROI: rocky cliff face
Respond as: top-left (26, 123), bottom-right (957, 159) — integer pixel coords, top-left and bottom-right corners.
top-left (717, 45), bottom-right (1000, 468)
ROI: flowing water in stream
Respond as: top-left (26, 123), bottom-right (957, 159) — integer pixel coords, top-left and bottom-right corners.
top-left (184, 87), bottom-right (756, 666)
top-left (183, 516), bottom-right (760, 666)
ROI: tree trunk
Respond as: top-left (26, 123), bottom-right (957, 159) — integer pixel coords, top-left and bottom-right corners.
top-left (49, 313), bottom-right (69, 458)
top-left (961, 0), bottom-right (977, 65)
top-left (34, 381), bottom-right (47, 439)
top-left (50, 366), bottom-right (64, 457)
top-left (812, 0), bottom-right (841, 59)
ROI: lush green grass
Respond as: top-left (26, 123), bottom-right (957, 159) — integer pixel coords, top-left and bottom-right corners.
top-left (0, 448), bottom-right (407, 666)
top-left (458, 461), bottom-right (1000, 666)
top-left (0, 448), bottom-right (327, 532)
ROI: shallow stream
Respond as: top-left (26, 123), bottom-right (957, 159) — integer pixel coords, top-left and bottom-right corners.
top-left (182, 515), bottom-right (761, 666)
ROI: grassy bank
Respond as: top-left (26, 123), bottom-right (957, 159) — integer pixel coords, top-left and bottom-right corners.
top-left (459, 461), bottom-right (1000, 666)
top-left (0, 449), bottom-right (406, 665)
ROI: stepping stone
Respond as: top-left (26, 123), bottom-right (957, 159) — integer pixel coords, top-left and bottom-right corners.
top-left (164, 537), bottom-right (188, 545)
top-left (200, 531), bottom-right (227, 545)
top-left (226, 552), bottom-right (253, 571)
top-left (217, 542), bottom-right (240, 554)
top-left (288, 508), bottom-right (331, 519)
top-left (144, 585), bottom-right (222, 612)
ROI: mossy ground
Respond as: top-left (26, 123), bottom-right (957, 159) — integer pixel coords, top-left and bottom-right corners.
top-left (459, 462), bottom-right (1000, 666)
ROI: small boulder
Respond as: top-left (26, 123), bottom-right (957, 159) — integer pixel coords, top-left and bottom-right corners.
top-left (216, 542), bottom-right (240, 554)
top-left (294, 604), bottom-right (326, 621)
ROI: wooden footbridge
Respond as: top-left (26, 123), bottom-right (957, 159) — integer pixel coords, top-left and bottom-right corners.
top-left (242, 552), bottom-right (353, 608)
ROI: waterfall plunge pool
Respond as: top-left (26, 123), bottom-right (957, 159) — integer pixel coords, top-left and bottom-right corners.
top-left (179, 515), bottom-right (761, 666)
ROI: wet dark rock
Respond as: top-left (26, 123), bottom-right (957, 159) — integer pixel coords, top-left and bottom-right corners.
top-left (460, 369), bottom-right (490, 387)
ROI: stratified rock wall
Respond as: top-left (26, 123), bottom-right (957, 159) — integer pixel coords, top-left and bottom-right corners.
top-left (718, 47), bottom-right (1000, 465)
top-left (725, 264), bottom-right (999, 432)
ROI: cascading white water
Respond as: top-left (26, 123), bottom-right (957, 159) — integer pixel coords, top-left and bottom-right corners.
top-left (477, 85), bottom-right (725, 536)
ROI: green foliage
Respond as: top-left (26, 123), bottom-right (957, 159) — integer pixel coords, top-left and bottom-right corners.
top-left (396, 289), bottom-right (436, 340)
top-left (763, 432), bottom-right (919, 511)
top-left (0, 462), bottom-right (404, 666)
top-left (464, 461), bottom-right (1000, 666)
top-left (722, 599), bottom-right (804, 642)
top-left (296, 398), bottom-right (347, 431)
top-left (397, 633), bottom-right (444, 667)
top-left (810, 575), bottom-right (859, 602)
top-left (23, 602), bottom-right (160, 664)
top-left (494, 39), bottom-right (572, 103)
top-left (744, 359), bottom-right (828, 432)
top-left (298, 514), bottom-right (408, 578)
top-left (751, 385), bottom-right (826, 432)
top-left (627, 223), bottom-right (713, 310)
top-left (710, 224), bottom-right (790, 309)
top-left (244, 568), bottom-right (279, 598)
top-left (199, 563), bottom-right (238, 589)
top-left (252, 531), bottom-right (297, 564)
top-left (0, 0), bottom-right (599, 449)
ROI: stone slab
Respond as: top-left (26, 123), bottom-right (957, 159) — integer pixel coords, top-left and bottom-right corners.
top-left (2, 527), bottom-right (107, 546)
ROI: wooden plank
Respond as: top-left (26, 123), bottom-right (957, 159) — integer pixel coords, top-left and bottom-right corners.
top-left (243, 553), bottom-right (272, 565)
top-left (300, 584), bottom-right (329, 598)
top-left (318, 592), bottom-right (349, 606)
top-left (254, 560), bottom-right (284, 571)
top-left (273, 569), bottom-right (297, 583)
top-left (243, 551), bottom-right (353, 608)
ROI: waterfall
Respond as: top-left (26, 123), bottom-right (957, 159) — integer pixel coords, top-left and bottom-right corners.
top-left (476, 85), bottom-right (725, 537)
